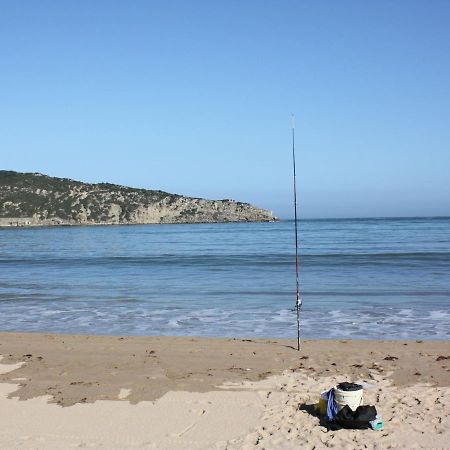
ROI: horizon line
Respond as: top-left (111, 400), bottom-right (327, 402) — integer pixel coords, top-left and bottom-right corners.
top-left (280, 215), bottom-right (450, 221)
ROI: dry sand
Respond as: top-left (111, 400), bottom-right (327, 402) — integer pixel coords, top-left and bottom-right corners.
top-left (0, 333), bottom-right (449, 449)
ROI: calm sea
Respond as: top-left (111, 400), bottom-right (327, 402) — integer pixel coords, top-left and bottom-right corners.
top-left (0, 218), bottom-right (449, 340)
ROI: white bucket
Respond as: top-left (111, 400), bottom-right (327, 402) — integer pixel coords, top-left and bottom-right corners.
top-left (333, 385), bottom-right (363, 411)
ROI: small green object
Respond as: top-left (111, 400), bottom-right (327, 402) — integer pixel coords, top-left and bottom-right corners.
top-left (370, 420), bottom-right (384, 431)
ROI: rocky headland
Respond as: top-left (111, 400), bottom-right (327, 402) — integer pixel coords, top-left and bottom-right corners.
top-left (0, 171), bottom-right (277, 226)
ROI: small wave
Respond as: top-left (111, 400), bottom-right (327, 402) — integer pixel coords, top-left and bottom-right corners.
top-left (1, 250), bottom-right (449, 267)
top-left (0, 302), bottom-right (448, 340)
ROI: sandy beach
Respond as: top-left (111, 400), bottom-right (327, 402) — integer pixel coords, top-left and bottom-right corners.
top-left (0, 333), bottom-right (448, 449)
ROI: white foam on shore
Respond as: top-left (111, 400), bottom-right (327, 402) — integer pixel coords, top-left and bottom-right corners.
top-left (0, 302), bottom-right (449, 339)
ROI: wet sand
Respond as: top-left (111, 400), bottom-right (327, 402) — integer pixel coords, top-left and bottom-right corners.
top-left (0, 333), bottom-right (449, 405)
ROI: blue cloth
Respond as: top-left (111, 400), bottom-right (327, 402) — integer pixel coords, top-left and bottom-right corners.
top-left (326, 388), bottom-right (339, 422)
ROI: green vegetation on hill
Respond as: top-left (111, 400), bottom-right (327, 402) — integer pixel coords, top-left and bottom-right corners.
top-left (0, 170), bottom-right (275, 225)
top-left (0, 171), bottom-right (179, 222)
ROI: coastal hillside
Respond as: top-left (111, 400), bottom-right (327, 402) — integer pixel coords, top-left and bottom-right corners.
top-left (0, 171), bottom-right (277, 226)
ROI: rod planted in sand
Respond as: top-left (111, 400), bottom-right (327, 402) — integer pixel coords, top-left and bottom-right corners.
top-left (291, 114), bottom-right (302, 351)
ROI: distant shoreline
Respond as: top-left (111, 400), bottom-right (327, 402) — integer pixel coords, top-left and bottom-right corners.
top-left (2, 215), bottom-right (449, 228)
top-left (0, 218), bottom-right (279, 228)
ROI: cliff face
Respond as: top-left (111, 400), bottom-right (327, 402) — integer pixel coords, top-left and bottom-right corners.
top-left (0, 171), bottom-right (277, 226)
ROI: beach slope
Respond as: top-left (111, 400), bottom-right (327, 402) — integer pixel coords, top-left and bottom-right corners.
top-left (0, 333), bottom-right (449, 449)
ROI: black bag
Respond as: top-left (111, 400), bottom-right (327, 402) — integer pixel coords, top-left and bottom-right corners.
top-left (332, 405), bottom-right (377, 430)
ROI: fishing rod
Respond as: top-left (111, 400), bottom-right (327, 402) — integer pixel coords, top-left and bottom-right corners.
top-left (292, 114), bottom-right (302, 351)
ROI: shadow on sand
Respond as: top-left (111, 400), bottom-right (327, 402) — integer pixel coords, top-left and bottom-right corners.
top-left (298, 403), bottom-right (332, 430)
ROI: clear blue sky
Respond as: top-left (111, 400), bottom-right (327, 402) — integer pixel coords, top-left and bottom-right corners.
top-left (1, 1), bottom-right (449, 218)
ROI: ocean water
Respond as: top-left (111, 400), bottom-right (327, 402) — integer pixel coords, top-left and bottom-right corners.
top-left (0, 218), bottom-right (449, 340)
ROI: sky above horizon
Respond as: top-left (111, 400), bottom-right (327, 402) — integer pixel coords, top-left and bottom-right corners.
top-left (1, 1), bottom-right (449, 219)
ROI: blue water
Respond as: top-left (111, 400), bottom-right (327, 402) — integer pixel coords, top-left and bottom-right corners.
top-left (0, 218), bottom-right (449, 339)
